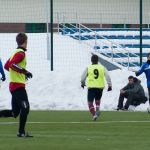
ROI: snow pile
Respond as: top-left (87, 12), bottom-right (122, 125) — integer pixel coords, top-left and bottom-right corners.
top-left (0, 33), bottom-right (148, 111)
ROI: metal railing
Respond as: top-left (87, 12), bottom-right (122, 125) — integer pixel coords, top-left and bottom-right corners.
top-left (59, 22), bottom-right (145, 69)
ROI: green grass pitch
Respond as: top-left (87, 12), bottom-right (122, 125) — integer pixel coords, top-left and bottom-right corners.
top-left (0, 111), bottom-right (150, 150)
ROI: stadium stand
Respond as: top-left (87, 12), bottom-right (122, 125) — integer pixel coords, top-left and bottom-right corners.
top-left (60, 24), bottom-right (149, 68)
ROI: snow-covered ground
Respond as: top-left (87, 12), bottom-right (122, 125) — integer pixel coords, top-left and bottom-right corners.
top-left (0, 33), bottom-right (149, 111)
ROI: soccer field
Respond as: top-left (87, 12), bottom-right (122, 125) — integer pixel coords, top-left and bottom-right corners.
top-left (0, 111), bottom-right (150, 150)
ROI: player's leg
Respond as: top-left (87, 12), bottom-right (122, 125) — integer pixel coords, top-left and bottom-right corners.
top-left (87, 89), bottom-right (95, 118)
top-left (95, 89), bottom-right (103, 117)
top-left (147, 87), bottom-right (150, 113)
top-left (11, 90), bottom-right (21, 118)
top-left (0, 93), bottom-right (18, 118)
top-left (19, 88), bottom-right (30, 136)
top-left (12, 88), bottom-right (31, 137)
top-left (148, 87), bottom-right (150, 104)
top-left (0, 110), bottom-right (13, 117)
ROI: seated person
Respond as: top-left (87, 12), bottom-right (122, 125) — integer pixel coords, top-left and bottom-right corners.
top-left (117, 76), bottom-right (147, 110)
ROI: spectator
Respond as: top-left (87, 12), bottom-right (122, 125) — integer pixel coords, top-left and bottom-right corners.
top-left (117, 76), bottom-right (147, 110)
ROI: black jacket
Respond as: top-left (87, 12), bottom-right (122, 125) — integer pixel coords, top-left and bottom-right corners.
top-left (122, 78), bottom-right (145, 97)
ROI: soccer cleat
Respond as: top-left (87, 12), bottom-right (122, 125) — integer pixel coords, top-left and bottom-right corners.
top-left (92, 115), bottom-right (98, 121)
top-left (17, 132), bottom-right (33, 138)
top-left (116, 107), bottom-right (121, 111)
top-left (121, 108), bottom-right (128, 111)
top-left (115, 107), bottom-right (127, 111)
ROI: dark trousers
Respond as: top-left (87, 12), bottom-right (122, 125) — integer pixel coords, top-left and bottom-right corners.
top-left (148, 87), bottom-right (150, 104)
top-left (117, 93), bottom-right (128, 109)
top-left (118, 92), bottom-right (147, 110)
top-left (0, 88), bottom-right (30, 134)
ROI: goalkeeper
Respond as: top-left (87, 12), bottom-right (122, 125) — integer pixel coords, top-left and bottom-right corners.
top-left (0, 33), bottom-right (33, 137)
top-left (81, 54), bottom-right (112, 121)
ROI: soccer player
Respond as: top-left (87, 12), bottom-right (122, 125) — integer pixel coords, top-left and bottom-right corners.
top-left (0, 33), bottom-right (33, 137)
top-left (0, 58), bottom-right (6, 82)
top-left (135, 53), bottom-right (150, 113)
top-left (81, 54), bottom-right (112, 121)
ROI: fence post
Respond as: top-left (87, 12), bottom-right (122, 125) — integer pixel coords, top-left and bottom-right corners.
top-left (79, 23), bottom-right (81, 43)
top-left (140, 0), bottom-right (143, 66)
top-left (76, 12), bottom-right (78, 29)
top-left (46, 0), bottom-right (50, 60)
top-left (111, 43), bottom-right (114, 62)
top-left (62, 15), bottom-right (65, 35)
top-left (94, 32), bottom-right (97, 52)
top-left (127, 51), bottom-right (130, 70)
top-left (50, 0), bottom-right (53, 71)
top-left (57, 12), bottom-right (60, 34)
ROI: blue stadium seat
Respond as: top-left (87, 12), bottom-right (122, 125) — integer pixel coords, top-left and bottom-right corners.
top-left (142, 44), bottom-right (150, 48)
top-left (134, 35), bottom-right (140, 39)
top-left (109, 35), bottom-right (117, 39)
top-left (126, 35), bottom-right (134, 39)
top-left (135, 53), bottom-right (148, 57)
top-left (132, 44), bottom-right (139, 48)
top-left (117, 35), bottom-right (125, 39)
top-left (102, 46), bottom-right (109, 49)
top-left (124, 44), bottom-right (133, 48)
top-left (94, 46), bottom-right (100, 49)
top-left (111, 45), bottom-right (117, 48)
top-left (117, 62), bottom-right (140, 67)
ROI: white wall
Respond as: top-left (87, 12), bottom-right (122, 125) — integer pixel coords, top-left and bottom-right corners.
top-left (0, 0), bottom-right (150, 24)
top-left (54, 0), bottom-right (150, 24)
top-left (0, 0), bottom-right (48, 23)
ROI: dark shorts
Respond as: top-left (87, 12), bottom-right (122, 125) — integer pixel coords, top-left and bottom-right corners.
top-left (88, 88), bottom-right (103, 102)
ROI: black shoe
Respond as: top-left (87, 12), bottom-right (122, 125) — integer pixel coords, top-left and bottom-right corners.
top-left (116, 107), bottom-right (120, 111)
top-left (116, 107), bottom-right (122, 111)
top-left (121, 108), bottom-right (128, 111)
top-left (17, 132), bottom-right (33, 138)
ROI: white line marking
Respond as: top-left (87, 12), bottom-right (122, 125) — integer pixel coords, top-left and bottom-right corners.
top-left (0, 120), bottom-right (150, 125)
